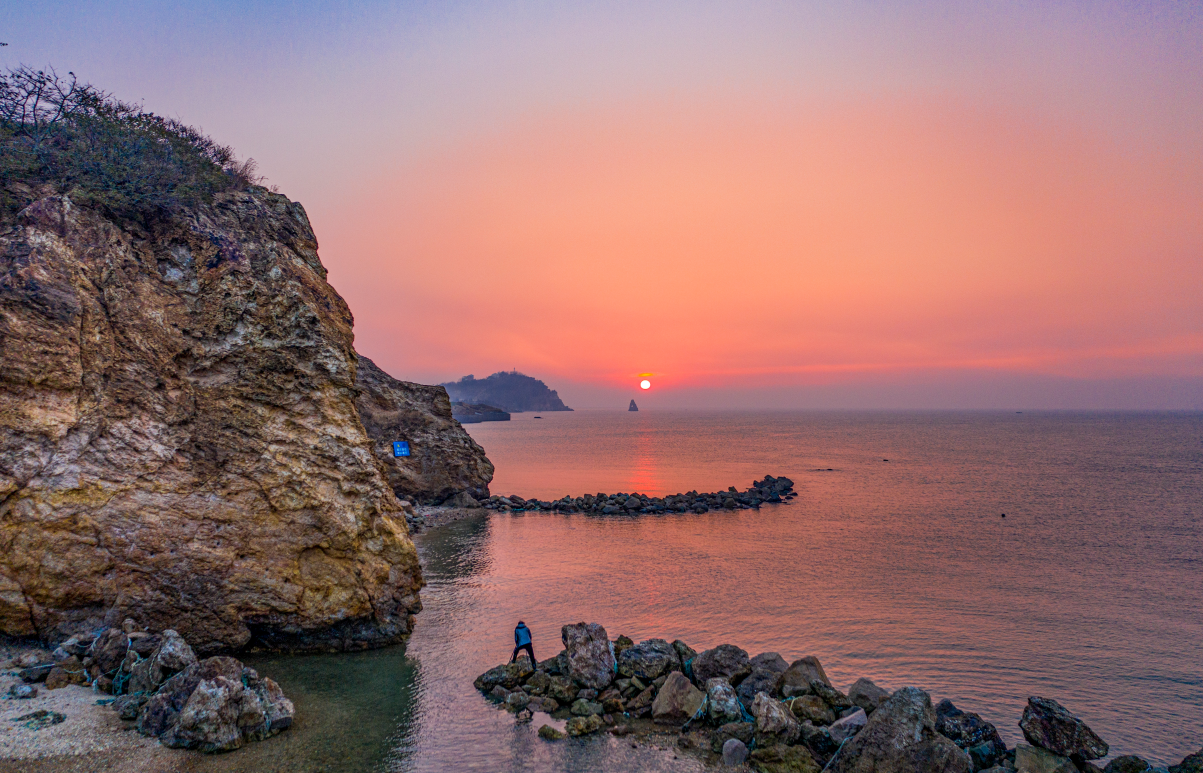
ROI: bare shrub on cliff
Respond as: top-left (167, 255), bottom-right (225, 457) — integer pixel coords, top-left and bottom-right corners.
top-left (0, 65), bottom-right (261, 218)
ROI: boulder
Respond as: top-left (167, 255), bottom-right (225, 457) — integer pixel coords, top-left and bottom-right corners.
top-left (707, 678), bottom-right (744, 725)
top-left (538, 651), bottom-right (568, 675)
top-left (652, 671), bottom-right (706, 724)
top-left (538, 724), bottom-right (565, 740)
top-left (723, 738), bottom-right (750, 766)
top-left (826, 686), bottom-right (972, 773)
top-left (8, 683), bottom-right (37, 699)
top-left (740, 667), bottom-right (788, 708)
top-left (848, 678), bottom-right (891, 714)
top-left (673, 640), bottom-right (698, 667)
top-left (1019, 697), bottom-right (1108, 761)
top-left (778, 656), bottom-right (832, 697)
top-left (829, 708), bottom-right (868, 742)
top-left (751, 691), bottom-right (801, 746)
top-left (790, 695), bottom-right (836, 725)
top-left (1104, 757), bottom-right (1152, 773)
top-left (800, 723), bottom-right (841, 766)
top-left (113, 694), bottom-right (149, 721)
top-left (1171, 748), bottom-right (1203, 773)
top-left (547, 676), bottom-right (577, 703)
top-left (128, 633), bottom-right (161, 658)
top-left (474, 665), bottom-right (510, 692)
top-left (19, 663), bottom-right (55, 683)
top-left (613, 636), bottom-right (635, 658)
top-left (127, 630), bottom-right (198, 696)
top-left (136, 657), bottom-right (293, 752)
top-left (713, 721), bottom-right (756, 752)
top-left (617, 638), bottom-right (681, 681)
top-left (566, 714), bottom-right (605, 736)
top-left (811, 681), bottom-right (855, 712)
top-left (1014, 744), bottom-right (1077, 773)
top-left (627, 685), bottom-right (656, 716)
top-left (561, 623), bottom-right (615, 690)
top-left (748, 745), bottom-right (822, 773)
top-left (570, 698), bottom-right (603, 716)
top-left (693, 644), bottom-right (750, 684)
top-left (506, 692), bottom-right (532, 711)
top-left (87, 628), bottom-right (131, 676)
top-left (524, 671), bottom-right (551, 695)
top-left (934, 699), bottom-right (1007, 770)
top-left (45, 656), bottom-right (87, 689)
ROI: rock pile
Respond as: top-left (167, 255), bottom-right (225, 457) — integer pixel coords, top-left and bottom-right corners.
top-left (474, 622), bottom-right (1199, 773)
top-left (15, 623), bottom-right (293, 753)
top-left (484, 475), bottom-right (796, 514)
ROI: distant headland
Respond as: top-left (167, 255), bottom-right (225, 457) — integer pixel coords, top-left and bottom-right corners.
top-left (442, 371), bottom-right (573, 413)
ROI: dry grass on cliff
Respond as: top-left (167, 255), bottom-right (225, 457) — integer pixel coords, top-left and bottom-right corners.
top-left (0, 66), bottom-right (261, 221)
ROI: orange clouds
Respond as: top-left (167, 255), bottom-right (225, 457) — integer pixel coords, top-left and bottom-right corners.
top-left (323, 95), bottom-right (1203, 398)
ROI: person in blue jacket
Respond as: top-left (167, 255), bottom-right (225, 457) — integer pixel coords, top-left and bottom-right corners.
top-left (510, 621), bottom-right (534, 663)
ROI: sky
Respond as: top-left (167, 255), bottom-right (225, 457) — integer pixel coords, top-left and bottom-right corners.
top-left (4, 1), bottom-right (1202, 408)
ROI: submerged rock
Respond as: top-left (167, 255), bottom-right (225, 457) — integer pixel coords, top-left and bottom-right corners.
top-left (1019, 697), bottom-right (1109, 761)
top-left (538, 724), bottom-right (565, 740)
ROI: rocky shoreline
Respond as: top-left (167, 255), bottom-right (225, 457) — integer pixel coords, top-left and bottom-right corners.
top-left (482, 475), bottom-right (797, 514)
top-left (475, 622), bottom-right (1202, 773)
top-left (3, 624), bottom-right (293, 760)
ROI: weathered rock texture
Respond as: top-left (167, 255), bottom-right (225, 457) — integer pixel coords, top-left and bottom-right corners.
top-left (0, 190), bottom-right (427, 652)
top-left (355, 355), bottom-right (493, 504)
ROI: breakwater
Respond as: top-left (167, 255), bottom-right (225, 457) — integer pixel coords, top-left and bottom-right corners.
top-left (474, 623), bottom-right (1200, 773)
top-left (483, 475), bottom-right (796, 513)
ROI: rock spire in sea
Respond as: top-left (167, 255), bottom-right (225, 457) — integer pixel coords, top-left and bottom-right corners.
top-left (629, 399), bottom-right (639, 411)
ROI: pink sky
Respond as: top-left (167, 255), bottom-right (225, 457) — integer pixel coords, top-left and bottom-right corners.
top-left (7, 1), bottom-right (1203, 407)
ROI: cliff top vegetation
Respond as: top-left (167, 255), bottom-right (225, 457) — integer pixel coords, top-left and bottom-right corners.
top-left (0, 65), bottom-right (259, 221)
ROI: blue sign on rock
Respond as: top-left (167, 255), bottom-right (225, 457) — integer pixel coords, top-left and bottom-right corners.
top-left (392, 441), bottom-right (411, 457)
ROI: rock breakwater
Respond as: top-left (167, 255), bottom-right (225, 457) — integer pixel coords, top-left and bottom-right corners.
top-left (475, 622), bottom-right (1198, 773)
top-left (485, 475), bottom-right (796, 514)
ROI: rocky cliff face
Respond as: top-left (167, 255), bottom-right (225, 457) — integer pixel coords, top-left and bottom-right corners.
top-left (355, 355), bottom-right (493, 504)
top-left (0, 188), bottom-right (426, 653)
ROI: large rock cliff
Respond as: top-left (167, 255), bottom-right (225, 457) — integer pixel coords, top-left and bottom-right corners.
top-left (356, 356), bottom-right (493, 504)
top-left (0, 187), bottom-right (461, 653)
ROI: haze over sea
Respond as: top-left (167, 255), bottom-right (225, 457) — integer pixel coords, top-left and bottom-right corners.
top-left (200, 410), bottom-right (1202, 773)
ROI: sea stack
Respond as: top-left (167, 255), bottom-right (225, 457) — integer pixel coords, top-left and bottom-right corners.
top-left (629, 399), bottom-right (639, 411)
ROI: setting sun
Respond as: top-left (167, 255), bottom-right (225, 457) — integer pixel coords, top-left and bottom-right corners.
top-left (640, 380), bottom-right (651, 390)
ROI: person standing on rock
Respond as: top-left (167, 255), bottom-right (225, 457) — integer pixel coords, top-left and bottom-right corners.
top-left (510, 621), bottom-right (535, 663)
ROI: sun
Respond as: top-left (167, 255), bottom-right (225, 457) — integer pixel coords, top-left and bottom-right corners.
top-left (640, 380), bottom-right (651, 390)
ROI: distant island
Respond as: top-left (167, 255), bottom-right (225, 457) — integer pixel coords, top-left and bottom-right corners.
top-left (441, 371), bottom-right (573, 412)
top-left (629, 399), bottom-right (639, 411)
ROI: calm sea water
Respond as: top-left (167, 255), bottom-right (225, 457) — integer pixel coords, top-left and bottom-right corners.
top-left (190, 411), bottom-right (1202, 772)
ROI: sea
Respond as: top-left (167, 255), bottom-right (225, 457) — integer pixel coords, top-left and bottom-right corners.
top-left (190, 410), bottom-right (1203, 772)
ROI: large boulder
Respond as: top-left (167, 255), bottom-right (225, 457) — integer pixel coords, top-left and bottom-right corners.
top-left (738, 652), bottom-right (790, 706)
top-left (617, 638), bottom-right (681, 681)
top-left (750, 691), bottom-right (801, 746)
top-left (136, 656), bottom-right (293, 752)
top-left (693, 644), bottom-right (750, 684)
top-left (561, 623), bottom-right (615, 690)
top-left (126, 630), bottom-right (197, 696)
top-left (1171, 747), bottom-right (1203, 773)
top-left (707, 678), bottom-right (744, 725)
top-left (789, 694), bottom-right (836, 725)
top-left (1019, 697), bottom-right (1108, 761)
top-left (0, 190), bottom-right (424, 651)
top-left (87, 628), bottom-right (130, 676)
top-left (354, 355), bottom-right (493, 505)
top-left (848, 678), bottom-right (891, 713)
top-left (826, 686), bottom-right (973, 773)
top-left (778, 656), bottom-right (832, 697)
top-left (934, 699), bottom-right (1007, 770)
top-left (652, 671), bottom-right (706, 724)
